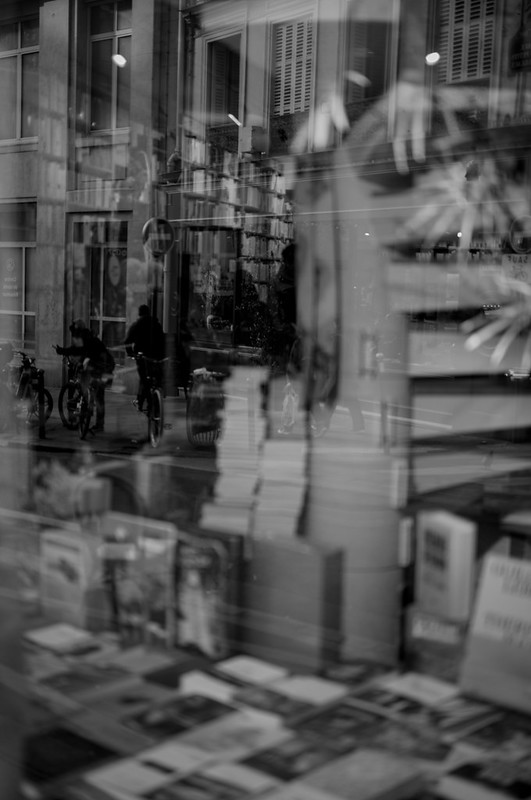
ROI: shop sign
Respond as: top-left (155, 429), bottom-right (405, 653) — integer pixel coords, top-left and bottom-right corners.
top-left (0, 253), bottom-right (21, 312)
top-left (510, 0), bottom-right (531, 73)
top-left (142, 217), bottom-right (175, 257)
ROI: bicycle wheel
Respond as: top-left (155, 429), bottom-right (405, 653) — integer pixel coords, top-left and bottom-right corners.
top-left (58, 383), bottom-right (83, 429)
top-left (78, 390), bottom-right (93, 440)
top-left (27, 388), bottom-right (53, 426)
top-left (148, 388), bottom-right (163, 448)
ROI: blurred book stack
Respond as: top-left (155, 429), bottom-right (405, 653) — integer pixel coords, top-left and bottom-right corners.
top-left (253, 438), bottom-right (308, 539)
top-left (199, 366), bottom-right (268, 536)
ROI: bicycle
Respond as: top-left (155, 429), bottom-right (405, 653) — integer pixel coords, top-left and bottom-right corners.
top-left (57, 355), bottom-right (84, 430)
top-left (78, 371), bottom-right (106, 440)
top-left (6, 350), bottom-right (53, 428)
top-left (133, 354), bottom-right (167, 448)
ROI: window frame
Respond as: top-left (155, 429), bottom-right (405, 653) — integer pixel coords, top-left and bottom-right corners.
top-left (0, 15), bottom-right (39, 143)
top-left (87, 0), bottom-right (132, 134)
top-left (202, 25), bottom-right (245, 144)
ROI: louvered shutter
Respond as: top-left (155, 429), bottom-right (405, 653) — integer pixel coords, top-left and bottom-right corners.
top-left (437, 0), bottom-right (495, 84)
top-left (272, 18), bottom-right (313, 116)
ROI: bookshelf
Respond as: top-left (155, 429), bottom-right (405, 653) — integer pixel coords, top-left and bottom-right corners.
top-left (162, 135), bottom-right (294, 362)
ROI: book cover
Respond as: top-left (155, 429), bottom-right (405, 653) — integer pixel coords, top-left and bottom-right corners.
top-left (176, 709), bottom-right (287, 763)
top-left (121, 693), bottom-right (235, 739)
top-left (177, 669), bottom-right (239, 703)
top-left (214, 655), bottom-right (289, 685)
top-left (460, 554), bottom-right (531, 714)
top-left (100, 513), bottom-right (178, 647)
top-left (24, 623), bottom-right (100, 655)
top-left (37, 662), bottom-right (136, 701)
top-left (415, 510), bottom-right (477, 622)
top-left (40, 528), bottom-right (106, 630)
top-left (232, 684), bottom-right (314, 722)
top-left (138, 740), bottom-right (217, 776)
top-left (377, 671), bottom-right (459, 707)
top-left (436, 758), bottom-right (531, 800)
top-left (138, 770), bottom-right (265, 800)
top-left (459, 711), bottom-right (531, 762)
top-left (291, 698), bottom-right (386, 754)
top-left (174, 527), bottom-right (243, 659)
top-left (86, 757), bottom-right (175, 797)
top-left (259, 785), bottom-right (340, 800)
top-left (301, 747), bottom-right (425, 800)
top-left (268, 675), bottom-right (348, 706)
top-left (87, 679), bottom-right (175, 719)
top-left (241, 731), bottom-right (338, 781)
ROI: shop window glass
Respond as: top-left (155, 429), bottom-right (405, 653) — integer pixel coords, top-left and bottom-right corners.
top-left (0, 17), bottom-right (39, 140)
top-left (89, 2), bottom-right (131, 131)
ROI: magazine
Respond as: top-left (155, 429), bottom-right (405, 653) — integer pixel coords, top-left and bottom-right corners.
top-left (121, 693), bottom-right (235, 740)
top-left (174, 528), bottom-right (243, 658)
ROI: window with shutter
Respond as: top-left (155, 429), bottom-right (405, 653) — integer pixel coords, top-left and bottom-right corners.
top-left (206, 34), bottom-right (241, 151)
top-left (437, 0), bottom-right (495, 84)
top-left (272, 18), bottom-right (313, 117)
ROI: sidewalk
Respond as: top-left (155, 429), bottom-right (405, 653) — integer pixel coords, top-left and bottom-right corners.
top-left (9, 387), bottom-right (217, 464)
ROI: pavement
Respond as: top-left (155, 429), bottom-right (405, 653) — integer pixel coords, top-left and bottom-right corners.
top-left (5, 385), bottom-right (218, 467)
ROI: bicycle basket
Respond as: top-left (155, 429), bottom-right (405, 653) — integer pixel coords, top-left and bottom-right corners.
top-left (186, 372), bottom-right (224, 447)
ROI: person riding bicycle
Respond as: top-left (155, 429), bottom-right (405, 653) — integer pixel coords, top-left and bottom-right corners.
top-left (124, 305), bottom-right (165, 413)
top-left (55, 320), bottom-right (115, 432)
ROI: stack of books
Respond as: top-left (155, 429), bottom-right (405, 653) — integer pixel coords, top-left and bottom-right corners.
top-left (253, 439), bottom-right (308, 539)
top-left (199, 366), bottom-right (268, 537)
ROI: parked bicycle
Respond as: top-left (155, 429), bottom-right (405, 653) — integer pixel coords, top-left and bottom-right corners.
top-left (78, 372), bottom-right (108, 440)
top-left (133, 353), bottom-right (167, 448)
top-left (57, 355), bottom-right (84, 430)
top-left (5, 350), bottom-right (53, 429)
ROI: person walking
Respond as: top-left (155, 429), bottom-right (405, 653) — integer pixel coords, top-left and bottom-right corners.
top-left (124, 305), bottom-right (165, 412)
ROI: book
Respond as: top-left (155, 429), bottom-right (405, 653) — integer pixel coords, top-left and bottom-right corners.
top-left (415, 510), bottom-right (477, 622)
top-left (120, 693), bottom-right (235, 739)
top-left (100, 512), bottom-right (178, 646)
top-left (37, 662), bottom-right (136, 702)
top-left (377, 671), bottom-right (460, 707)
top-left (268, 675), bottom-right (348, 706)
top-left (436, 758), bottom-right (531, 800)
top-left (174, 527), bottom-right (243, 659)
top-left (138, 740), bottom-right (217, 776)
top-left (460, 554), bottom-right (531, 714)
top-left (87, 679), bottom-right (175, 719)
top-left (232, 684), bottom-right (314, 722)
top-left (260, 785), bottom-right (340, 800)
top-left (241, 731), bottom-right (338, 781)
top-left (137, 766), bottom-right (274, 800)
top-left (177, 669), bottom-right (238, 703)
top-left (458, 710), bottom-right (531, 761)
top-left (214, 655), bottom-right (289, 686)
top-left (302, 747), bottom-right (425, 800)
top-left (176, 709), bottom-right (287, 763)
top-left (404, 604), bottom-right (468, 683)
top-left (291, 697), bottom-right (386, 754)
top-left (86, 757), bottom-right (175, 797)
top-left (24, 623), bottom-right (100, 655)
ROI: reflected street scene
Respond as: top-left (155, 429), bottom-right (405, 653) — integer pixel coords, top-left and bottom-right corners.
top-left (2, 0), bottom-right (531, 796)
